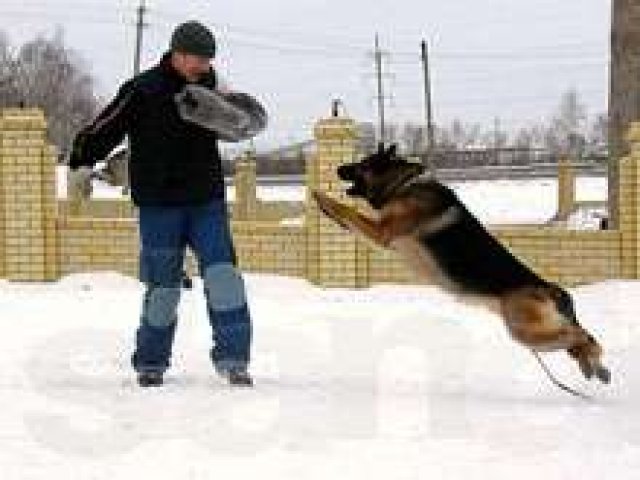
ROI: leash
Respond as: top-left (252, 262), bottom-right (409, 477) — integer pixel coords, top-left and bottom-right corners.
top-left (530, 349), bottom-right (592, 401)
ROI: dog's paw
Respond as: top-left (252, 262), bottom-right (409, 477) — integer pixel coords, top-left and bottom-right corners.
top-left (311, 190), bottom-right (332, 205)
top-left (575, 359), bottom-right (594, 380)
top-left (312, 190), bottom-right (332, 214)
top-left (312, 191), bottom-right (351, 231)
top-left (595, 365), bottom-right (611, 384)
top-left (311, 190), bottom-right (327, 207)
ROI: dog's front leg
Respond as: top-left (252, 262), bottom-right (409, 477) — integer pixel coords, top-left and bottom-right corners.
top-left (312, 191), bottom-right (392, 248)
top-left (311, 190), bottom-right (352, 230)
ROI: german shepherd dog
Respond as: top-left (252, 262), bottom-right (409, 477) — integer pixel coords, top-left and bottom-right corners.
top-left (312, 144), bottom-right (610, 385)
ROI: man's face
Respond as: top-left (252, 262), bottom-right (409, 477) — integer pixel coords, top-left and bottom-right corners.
top-left (172, 52), bottom-right (212, 82)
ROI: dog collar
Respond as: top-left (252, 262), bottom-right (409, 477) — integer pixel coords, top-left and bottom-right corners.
top-left (372, 170), bottom-right (423, 208)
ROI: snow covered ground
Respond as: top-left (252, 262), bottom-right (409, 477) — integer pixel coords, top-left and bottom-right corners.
top-left (7, 168), bottom-right (629, 478)
top-left (0, 272), bottom-right (639, 479)
top-left (56, 166), bottom-right (607, 226)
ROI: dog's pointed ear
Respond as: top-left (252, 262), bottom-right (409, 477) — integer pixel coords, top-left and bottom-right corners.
top-left (386, 144), bottom-right (398, 158)
top-left (377, 142), bottom-right (386, 155)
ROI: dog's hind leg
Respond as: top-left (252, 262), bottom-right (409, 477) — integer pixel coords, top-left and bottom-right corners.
top-left (500, 288), bottom-right (610, 383)
top-left (567, 336), bottom-right (610, 383)
top-left (500, 287), bottom-right (579, 349)
top-left (543, 284), bottom-right (610, 383)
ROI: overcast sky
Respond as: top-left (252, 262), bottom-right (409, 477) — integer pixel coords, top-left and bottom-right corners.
top-left (0, 0), bottom-right (611, 150)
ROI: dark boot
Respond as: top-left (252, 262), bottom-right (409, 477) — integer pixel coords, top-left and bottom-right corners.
top-left (228, 368), bottom-right (253, 387)
top-left (216, 366), bottom-right (253, 387)
top-left (137, 371), bottom-right (164, 387)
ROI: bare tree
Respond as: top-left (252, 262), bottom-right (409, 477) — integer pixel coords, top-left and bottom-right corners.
top-left (435, 119), bottom-right (481, 149)
top-left (0, 29), bottom-right (99, 155)
top-left (480, 118), bottom-right (508, 150)
top-left (0, 32), bottom-right (20, 106)
top-left (587, 113), bottom-right (608, 153)
top-left (383, 123), bottom-right (399, 147)
top-left (546, 88), bottom-right (588, 154)
top-left (452, 119), bottom-right (481, 148)
top-left (400, 122), bottom-right (427, 153)
top-left (357, 122), bottom-right (377, 153)
top-left (512, 124), bottom-right (546, 150)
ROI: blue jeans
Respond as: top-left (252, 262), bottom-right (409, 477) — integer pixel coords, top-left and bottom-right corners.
top-left (132, 198), bottom-right (252, 374)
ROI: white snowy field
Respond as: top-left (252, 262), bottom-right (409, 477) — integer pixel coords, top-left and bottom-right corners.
top-left (227, 176), bottom-right (607, 226)
top-left (56, 166), bottom-right (607, 226)
top-left (0, 272), bottom-right (639, 480)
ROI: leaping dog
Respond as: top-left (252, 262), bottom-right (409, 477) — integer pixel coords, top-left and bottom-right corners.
top-left (312, 144), bottom-right (610, 395)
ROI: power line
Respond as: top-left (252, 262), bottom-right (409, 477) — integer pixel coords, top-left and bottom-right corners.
top-left (0, 3), bottom-right (610, 131)
top-left (391, 54), bottom-right (607, 65)
top-left (222, 36), bottom-right (365, 59)
top-left (152, 7), bottom-right (372, 51)
top-left (146, 8), bottom-right (607, 62)
top-left (0, 9), bottom-right (126, 25)
top-left (145, 5), bottom-right (611, 54)
top-left (0, 7), bottom-right (608, 63)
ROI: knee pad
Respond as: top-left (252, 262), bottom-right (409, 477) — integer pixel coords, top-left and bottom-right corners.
top-left (202, 263), bottom-right (247, 312)
top-left (144, 286), bottom-right (181, 327)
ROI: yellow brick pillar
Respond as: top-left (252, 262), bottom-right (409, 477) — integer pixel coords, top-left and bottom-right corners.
top-left (619, 122), bottom-right (640, 279)
top-left (305, 115), bottom-right (370, 288)
top-left (0, 109), bottom-right (58, 281)
top-left (233, 152), bottom-right (258, 221)
top-left (556, 157), bottom-right (576, 221)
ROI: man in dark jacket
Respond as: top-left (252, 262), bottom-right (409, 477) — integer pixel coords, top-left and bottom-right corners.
top-left (69, 21), bottom-right (253, 387)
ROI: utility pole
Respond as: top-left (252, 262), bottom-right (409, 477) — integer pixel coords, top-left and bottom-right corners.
top-left (133, 0), bottom-right (148, 76)
top-left (374, 33), bottom-right (386, 144)
top-left (420, 40), bottom-right (435, 152)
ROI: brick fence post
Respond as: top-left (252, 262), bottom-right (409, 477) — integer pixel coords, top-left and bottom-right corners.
top-left (0, 108), bottom-right (58, 281)
top-left (556, 157), bottom-right (576, 221)
top-left (619, 122), bottom-right (640, 279)
top-left (233, 151), bottom-right (258, 221)
top-left (305, 114), bottom-right (370, 288)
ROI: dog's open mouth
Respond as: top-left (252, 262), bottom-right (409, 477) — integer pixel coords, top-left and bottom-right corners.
top-left (345, 181), bottom-right (366, 197)
top-left (337, 164), bottom-right (366, 197)
top-left (337, 164), bottom-right (354, 181)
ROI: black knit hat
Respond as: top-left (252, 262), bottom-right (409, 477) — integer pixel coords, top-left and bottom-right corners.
top-left (170, 21), bottom-right (216, 58)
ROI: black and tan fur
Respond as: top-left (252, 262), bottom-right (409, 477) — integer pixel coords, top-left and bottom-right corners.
top-left (312, 144), bottom-right (610, 384)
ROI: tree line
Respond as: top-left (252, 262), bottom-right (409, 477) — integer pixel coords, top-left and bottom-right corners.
top-left (0, 29), bottom-right (99, 157)
top-left (239, 90), bottom-right (607, 176)
top-left (359, 89), bottom-right (607, 157)
top-left (0, 30), bottom-right (607, 174)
